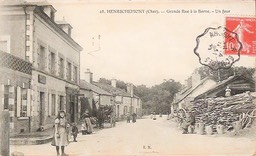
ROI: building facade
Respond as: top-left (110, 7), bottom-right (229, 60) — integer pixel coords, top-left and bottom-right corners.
top-left (0, 1), bottom-right (82, 132)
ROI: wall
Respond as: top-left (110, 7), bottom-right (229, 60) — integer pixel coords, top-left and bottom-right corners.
top-left (189, 79), bottom-right (216, 98)
top-left (30, 70), bottom-right (68, 131)
top-left (0, 67), bottom-right (31, 134)
top-left (33, 12), bottom-right (80, 83)
top-left (100, 95), bottom-right (112, 106)
top-left (0, 12), bottom-right (26, 59)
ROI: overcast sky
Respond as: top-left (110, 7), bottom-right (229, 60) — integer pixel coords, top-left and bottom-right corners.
top-left (48, 0), bottom-right (255, 87)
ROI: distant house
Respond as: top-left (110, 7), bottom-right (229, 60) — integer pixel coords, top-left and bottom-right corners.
top-left (93, 80), bottom-right (142, 119)
top-left (172, 71), bottom-right (217, 112)
top-left (194, 75), bottom-right (255, 100)
top-left (79, 69), bottom-right (113, 116)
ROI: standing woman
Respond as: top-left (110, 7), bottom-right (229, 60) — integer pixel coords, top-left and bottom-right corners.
top-left (81, 109), bottom-right (93, 134)
top-left (52, 111), bottom-right (70, 156)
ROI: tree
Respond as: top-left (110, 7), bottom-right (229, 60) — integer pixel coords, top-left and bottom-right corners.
top-left (197, 66), bottom-right (255, 82)
top-left (135, 80), bottom-right (182, 114)
top-left (98, 78), bottom-right (111, 85)
top-left (116, 80), bottom-right (127, 91)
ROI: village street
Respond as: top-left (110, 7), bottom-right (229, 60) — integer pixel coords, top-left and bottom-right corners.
top-left (10, 116), bottom-right (255, 156)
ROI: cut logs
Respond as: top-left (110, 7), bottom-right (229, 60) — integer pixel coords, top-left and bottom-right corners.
top-left (190, 92), bottom-right (256, 133)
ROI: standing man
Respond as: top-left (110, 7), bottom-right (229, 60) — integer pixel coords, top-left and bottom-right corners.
top-left (132, 113), bottom-right (137, 123)
top-left (127, 113), bottom-right (131, 123)
top-left (97, 107), bottom-right (105, 129)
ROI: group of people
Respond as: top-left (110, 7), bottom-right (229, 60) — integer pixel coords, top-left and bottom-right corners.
top-left (51, 109), bottom-right (94, 156)
top-left (126, 113), bottom-right (137, 123)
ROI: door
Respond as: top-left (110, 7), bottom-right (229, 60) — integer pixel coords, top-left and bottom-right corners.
top-left (70, 101), bottom-right (75, 123)
top-left (117, 105), bottom-right (120, 117)
top-left (59, 96), bottom-right (64, 111)
top-left (39, 92), bottom-right (45, 126)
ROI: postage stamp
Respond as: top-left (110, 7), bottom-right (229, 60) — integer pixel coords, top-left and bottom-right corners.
top-left (194, 26), bottom-right (241, 70)
top-left (225, 17), bottom-right (256, 55)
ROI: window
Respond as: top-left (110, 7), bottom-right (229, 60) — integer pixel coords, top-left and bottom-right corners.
top-left (4, 85), bottom-right (9, 110)
top-left (59, 96), bottom-right (64, 111)
top-left (51, 94), bottom-right (56, 116)
top-left (73, 66), bottom-right (78, 83)
top-left (50, 52), bottom-right (56, 75)
top-left (67, 62), bottom-right (72, 81)
top-left (59, 57), bottom-right (64, 78)
top-left (124, 106), bottom-right (127, 115)
top-left (38, 46), bottom-right (46, 70)
top-left (20, 89), bottom-right (27, 117)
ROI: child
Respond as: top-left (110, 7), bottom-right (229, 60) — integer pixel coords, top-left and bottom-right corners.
top-left (71, 123), bottom-right (78, 142)
top-left (81, 123), bottom-right (87, 135)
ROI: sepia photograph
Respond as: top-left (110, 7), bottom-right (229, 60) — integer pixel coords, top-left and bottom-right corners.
top-left (0, 0), bottom-right (255, 155)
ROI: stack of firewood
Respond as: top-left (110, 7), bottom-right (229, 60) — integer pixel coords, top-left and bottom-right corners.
top-left (191, 92), bottom-right (255, 131)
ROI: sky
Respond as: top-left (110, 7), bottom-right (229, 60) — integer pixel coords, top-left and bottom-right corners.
top-left (48, 0), bottom-right (255, 87)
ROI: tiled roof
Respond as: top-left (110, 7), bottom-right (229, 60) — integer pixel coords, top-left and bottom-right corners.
top-left (80, 80), bottom-right (112, 96)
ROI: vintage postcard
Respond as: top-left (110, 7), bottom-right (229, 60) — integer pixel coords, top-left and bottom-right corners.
top-left (0, 0), bottom-right (255, 156)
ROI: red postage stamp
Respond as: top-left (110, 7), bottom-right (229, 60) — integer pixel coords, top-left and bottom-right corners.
top-left (225, 17), bottom-right (256, 56)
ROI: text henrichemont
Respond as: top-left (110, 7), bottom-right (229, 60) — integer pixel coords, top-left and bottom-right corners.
top-left (106, 10), bottom-right (145, 13)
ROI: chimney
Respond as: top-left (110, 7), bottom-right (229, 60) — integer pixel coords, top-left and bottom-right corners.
top-left (127, 83), bottom-right (134, 97)
top-left (191, 70), bottom-right (201, 87)
top-left (84, 68), bottom-right (93, 84)
top-left (111, 79), bottom-right (117, 88)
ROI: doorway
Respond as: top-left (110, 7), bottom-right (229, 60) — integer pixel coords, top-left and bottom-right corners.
top-left (117, 105), bottom-right (120, 118)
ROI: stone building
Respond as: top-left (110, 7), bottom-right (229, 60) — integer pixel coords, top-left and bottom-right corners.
top-left (0, 1), bottom-right (83, 133)
top-left (80, 69), bottom-right (142, 119)
top-left (172, 71), bottom-right (217, 112)
top-left (80, 70), bottom-right (113, 117)
top-left (94, 78), bottom-right (143, 119)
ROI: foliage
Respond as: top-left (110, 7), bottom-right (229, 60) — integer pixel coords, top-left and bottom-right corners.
top-left (134, 79), bottom-right (182, 114)
top-left (98, 78), bottom-right (127, 91)
top-left (197, 66), bottom-right (255, 82)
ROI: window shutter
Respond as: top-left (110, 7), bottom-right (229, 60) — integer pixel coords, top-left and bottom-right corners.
top-left (54, 94), bottom-right (59, 115)
top-left (48, 52), bottom-right (51, 71)
top-left (17, 86), bottom-right (21, 117)
top-left (36, 91), bottom-right (40, 116)
top-left (56, 95), bottom-right (60, 115)
top-left (58, 57), bottom-right (60, 76)
top-left (49, 93), bottom-right (52, 116)
top-left (9, 86), bottom-right (15, 117)
top-left (27, 89), bottom-right (31, 116)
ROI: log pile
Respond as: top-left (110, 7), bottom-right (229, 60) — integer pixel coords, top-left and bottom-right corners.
top-left (191, 92), bottom-right (256, 131)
